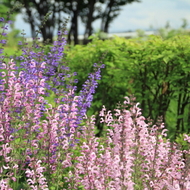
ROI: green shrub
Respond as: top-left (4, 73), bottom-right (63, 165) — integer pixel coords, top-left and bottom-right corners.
top-left (65, 35), bottom-right (190, 138)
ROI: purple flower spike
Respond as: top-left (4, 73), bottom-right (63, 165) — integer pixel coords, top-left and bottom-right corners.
top-left (0, 40), bottom-right (7, 45)
top-left (0, 17), bottom-right (4, 22)
top-left (1, 32), bottom-right (7, 37)
top-left (77, 64), bottom-right (103, 122)
top-left (0, 48), bottom-right (3, 54)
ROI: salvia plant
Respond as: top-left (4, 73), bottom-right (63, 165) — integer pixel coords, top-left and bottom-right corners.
top-left (0, 8), bottom-right (190, 190)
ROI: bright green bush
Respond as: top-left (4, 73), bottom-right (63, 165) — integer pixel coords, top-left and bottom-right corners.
top-left (65, 35), bottom-right (190, 138)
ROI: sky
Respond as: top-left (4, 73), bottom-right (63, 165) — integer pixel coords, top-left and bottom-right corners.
top-left (14, 0), bottom-right (190, 37)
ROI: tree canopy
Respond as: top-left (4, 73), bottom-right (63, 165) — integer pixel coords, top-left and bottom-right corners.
top-left (1, 0), bottom-right (141, 44)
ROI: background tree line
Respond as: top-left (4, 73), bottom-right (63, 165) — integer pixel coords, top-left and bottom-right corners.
top-left (1, 0), bottom-right (140, 44)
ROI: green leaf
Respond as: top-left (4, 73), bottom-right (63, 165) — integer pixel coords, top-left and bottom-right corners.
top-left (163, 56), bottom-right (170, 63)
top-left (177, 115), bottom-right (184, 119)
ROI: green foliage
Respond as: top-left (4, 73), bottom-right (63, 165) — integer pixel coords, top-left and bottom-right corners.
top-left (175, 133), bottom-right (189, 151)
top-left (6, 28), bottom-right (22, 47)
top-left (65, 35), bottom-right (190, 138)
top-left (0, 3), bottom-right (9, 18)
top-left (0, 1), bottom-right (22, 23)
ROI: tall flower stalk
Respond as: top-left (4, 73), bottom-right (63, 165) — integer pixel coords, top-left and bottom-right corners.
top-left (0, 14), bottom-right (104, 189)
top-left (66, 97), bottom-right (190, 190)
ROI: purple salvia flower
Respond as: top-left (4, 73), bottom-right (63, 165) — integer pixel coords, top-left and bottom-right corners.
top-left (0, 48), bottom-right (3, 54)
top-left (1, 32), bottom-right (7, 37)
top-left (0, 39), bottom-right (7, 45)
top-left (1, 25), bottom-right (8, 30)
top-left (7, 20), bottom-right (12, 24)
top-left (0, 17), bottom-right (4, 22)
top-left (77, 64), bottom-right (103, 121)
top-left (18, 41), bottom-right (22, 45)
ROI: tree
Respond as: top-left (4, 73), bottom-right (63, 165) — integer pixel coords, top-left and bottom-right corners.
top-left (80, 0), bottom-right (104, 44)
top-left (101, 0), bottom-right (140, 33)
top-left (2, 0), bottom-right (67, 43)
top-left (20, 0), bottom-right (65, 43)
top-left (80, 0), bottom-right (141, 43)
top-left (1, 0), bottom-right (141, 44)
top-left (62, 0), bottom-right (87, 44)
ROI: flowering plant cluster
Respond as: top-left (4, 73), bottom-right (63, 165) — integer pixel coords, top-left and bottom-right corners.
top-left (0, 15), bottom-right (190, 190)
top-left (68, 98), bottom-right (190, 189)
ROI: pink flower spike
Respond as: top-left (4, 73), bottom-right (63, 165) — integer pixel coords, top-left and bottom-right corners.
top-left (30, 61), bottom-right (36, 68)
top-left (38, 87), bottom-right (45, 94)
top-left (184, 134), bottom-right (190, 143)
top-left (41, 62), bottom-right (46, 68)
top-left (1, 71), bottom-right (6, 77)
top-left (10, 64), bottom-right (16, 70)
top-left (19, 71), bottom-right (24, 77)
top-left (0, 85), bottom-right (4, 90)
top-left (161, 129), bottom-right (168, 137)
top-left (39, 79), bottom-right (45, 86)
top-left (38, 96), bottom-right (44, 103)
top-left (1, 63), bottom-right (6, 69)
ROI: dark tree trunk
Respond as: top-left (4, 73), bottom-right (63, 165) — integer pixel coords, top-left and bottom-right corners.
top-left (67, 10), bottom-right (79, 45)
top-left (22, 0), bottom-right (58, 43)
top-left (101, 0), bottom-right (115, 33)
top-left (83, 0), bottom-right (96, 44)
top-left (26, 9), bottom-right (36, 39)
top-left (24, 1), bottom-right (36, 39)
top-left (40, 24), bottom-right (54, 43)
top-left (67, 0), bottom-right (79, 45)
top-left (73, 9), bottom-right (79, 45)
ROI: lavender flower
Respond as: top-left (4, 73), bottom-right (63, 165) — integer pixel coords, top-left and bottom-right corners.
top-left (77, 64), bottom-right (104, 120)
top-left (0, 39), bottom-right (7, 45)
